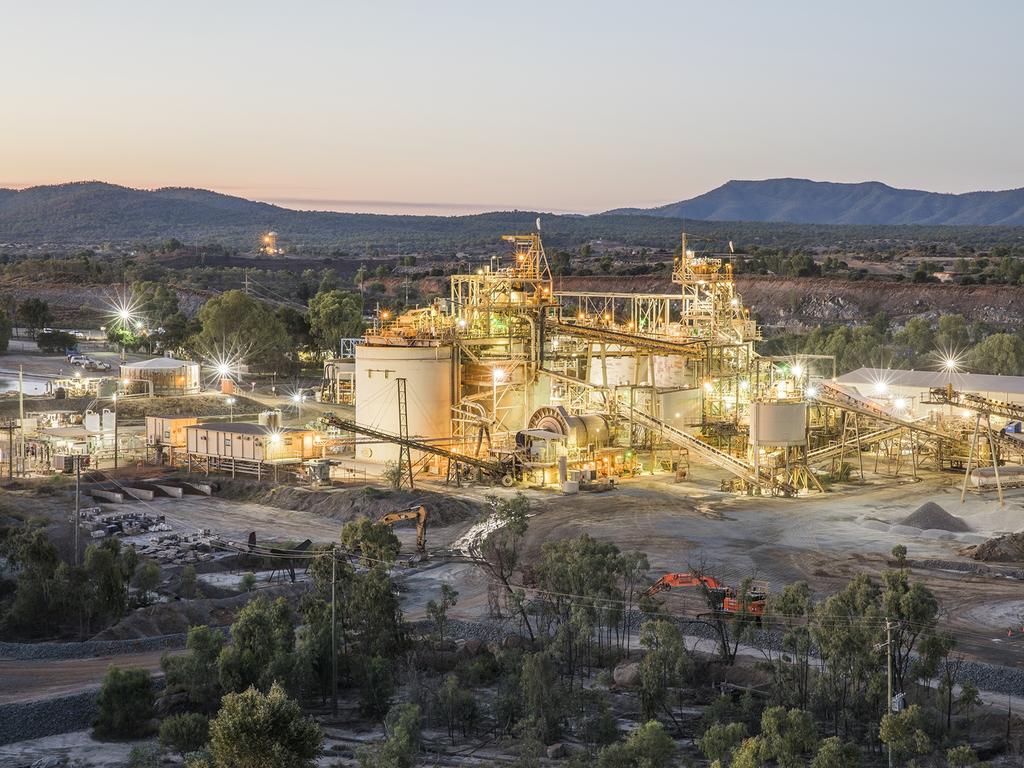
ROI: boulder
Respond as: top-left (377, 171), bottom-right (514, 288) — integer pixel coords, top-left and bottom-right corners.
top-left (154, 690), bottom-right (193, 718)
top-left (500, 634), bottom-right (526, 651)
top-left (463, 638), bottom-right (484, 656)
top-left (613, 660), bottom-right (641, 688)
top-left (546, 742), bottom-right (567, 759)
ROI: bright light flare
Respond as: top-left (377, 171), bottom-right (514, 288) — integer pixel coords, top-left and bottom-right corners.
top-left (492, 368), bottom-right (506, 383)
top-left (791, 364), bottom-right (804, 379)
top-left (893, 398), bottom-right (908, 412)
top-left (804, 385), bottom-right (819, 399)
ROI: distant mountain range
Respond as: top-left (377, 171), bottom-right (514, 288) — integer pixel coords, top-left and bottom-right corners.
top-left (606, 178), bottom-right (1024, 226)
top-left (2, 179), bottom-right (1024, 249)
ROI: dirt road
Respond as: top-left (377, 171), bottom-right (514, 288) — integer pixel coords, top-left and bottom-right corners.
top-left (0, 650), bottom-right (178, 705)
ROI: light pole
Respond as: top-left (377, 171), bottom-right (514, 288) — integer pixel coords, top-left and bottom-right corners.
top-left (292, 392), bottom-right (303, 419)
top-left (226, 397), bottom-right (236, 423)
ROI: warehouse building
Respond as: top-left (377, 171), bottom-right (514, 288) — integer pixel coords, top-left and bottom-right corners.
top-left (837, 368), bottom-right (1024, 418)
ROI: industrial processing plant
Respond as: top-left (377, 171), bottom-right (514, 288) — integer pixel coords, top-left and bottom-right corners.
top-left (314, 230), bottom-right (1024, 503)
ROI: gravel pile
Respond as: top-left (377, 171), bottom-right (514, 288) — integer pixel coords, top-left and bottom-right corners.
top-left (900, 502), bottom-right (971, 532)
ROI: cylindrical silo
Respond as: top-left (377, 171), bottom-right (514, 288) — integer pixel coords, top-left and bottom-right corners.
top-left (749, 401), bottom-right (807, 446)
top-left (588, 352), bottom-right (639, 387)
top-left (354, 345), bottom-right (453, 463)
top-left (652, 355), bottom-right (691, 388)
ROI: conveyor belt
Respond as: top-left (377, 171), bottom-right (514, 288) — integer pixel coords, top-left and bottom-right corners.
top-left (816, 383), bottom-right (947, 438)
top-left (318, 415), bottom-right (509, 478)
top-left (807, 424), bottom-right (904, 463)
top-left (925, 387), bottom-right (1024, 422)
top-left (546, 321), bottom-right (707, 359)
top-left (619, 404), bottom-right (796, 495)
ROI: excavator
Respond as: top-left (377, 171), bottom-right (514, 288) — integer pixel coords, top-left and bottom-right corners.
top-left (377, 505), bottom-right (428, 555)
top-left (644, 571), bottom-right (768, 617)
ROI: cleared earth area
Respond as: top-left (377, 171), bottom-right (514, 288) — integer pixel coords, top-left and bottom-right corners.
top-left (3, 462), bottom-right (1023, 717)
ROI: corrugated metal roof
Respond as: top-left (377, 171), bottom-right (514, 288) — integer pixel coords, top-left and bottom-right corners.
top-left (837, 367), bottom-right (1024, 396)
top-left (185, 422), bottom-right (306, 435)
top-left (120, 357), bottom-right (198, 370)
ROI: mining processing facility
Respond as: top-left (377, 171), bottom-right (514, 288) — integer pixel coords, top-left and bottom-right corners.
top-left (306, 231), bottom-right (1024, 501)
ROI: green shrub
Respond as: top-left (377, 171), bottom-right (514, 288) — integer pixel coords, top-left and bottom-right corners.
top-left (126, 744), bottom-right (161, 768)
top-left (93, 666), bottom-right (155, 738)
top-left (159, 712), bottom-right (210, 756)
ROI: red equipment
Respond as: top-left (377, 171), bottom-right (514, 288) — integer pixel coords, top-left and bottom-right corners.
top-left (643, 571), bottom-right (768, 616)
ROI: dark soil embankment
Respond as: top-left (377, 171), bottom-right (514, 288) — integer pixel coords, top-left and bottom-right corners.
top-left (965, 532), bottom-right (1024, 563)
top-left (213, 478), bottom-right (483, 527)
top-left (115, 394), bottom-right (263, 419)
top-left (92, 583), bottom-right (306, 640)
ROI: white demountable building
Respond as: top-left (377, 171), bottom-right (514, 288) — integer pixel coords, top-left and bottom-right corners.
top-left (120, 357), bottom-right (201, 395)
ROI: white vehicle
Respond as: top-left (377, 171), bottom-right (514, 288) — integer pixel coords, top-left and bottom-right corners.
top-left (69, 355), bottom-right (91, 366)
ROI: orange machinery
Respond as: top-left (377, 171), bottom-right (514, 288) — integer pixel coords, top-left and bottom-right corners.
top-left (644, 571), bottom-right (768, 616)
top-left (378, 505), bottom-right (428, 554)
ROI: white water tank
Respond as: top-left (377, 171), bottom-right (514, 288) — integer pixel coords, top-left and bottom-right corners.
top-left (84, 410), bottom-right (101, 432)
top-left (653, 355), bottom-right (690, 388)
top-left (750, 402), bottom-right (807, 446)
top-left (588, 352), bottom-right (642, 387)
top-left (354, 345), bottom-right (453, 463)
top-left (101, 409), bottom-right (116, 434)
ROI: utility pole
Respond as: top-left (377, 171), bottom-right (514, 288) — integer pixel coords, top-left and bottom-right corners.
top-left (331, 545), bottom-right (338, 717)
top-left (3, 422), bottom-right (14, 479)
top-left (72, 455), bottom-right (84, 566)
top-left (886, 618), bottom-right (894, 768)
top-left (17, 364), bottom-right (24, 475)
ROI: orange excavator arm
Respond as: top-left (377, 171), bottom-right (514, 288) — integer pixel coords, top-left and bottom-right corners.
top-left (643, 571), bottom-right (724, 597)
top-left (644, 571), bottom-right (768, 616)
top-left (377, 505), bottom-right (427, 554)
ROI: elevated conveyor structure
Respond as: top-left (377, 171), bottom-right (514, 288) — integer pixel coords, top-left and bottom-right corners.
top-left (319, 414), bottom-right (515, 485)
top-left (545, 320), bottom-right (708, 359)
top-left (617, 403), bottom-right (796, 496)
top-left (816, 383), bottom-right (947, 439)
top-left (925, 387), bottom-right (1024, 422)
top-left (806, 424), bottom-right (906, 464)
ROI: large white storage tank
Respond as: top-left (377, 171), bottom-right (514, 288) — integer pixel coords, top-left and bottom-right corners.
top-left (588, 352), bottom-right (646, 387)
top-left (354, 345), bottom-right (453, 464)
top-left (749, 401), bottom-right (807, 446)
top-left (652, 355), bottom-right (690, 388)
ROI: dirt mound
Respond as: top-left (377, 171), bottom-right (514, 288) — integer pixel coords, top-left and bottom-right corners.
top-left (966, 532), bottom-right (1024, 563)
top-left (115, 394), bottom-right (263, 419)
top-left (92, 584), bottom-right (305, 640)
top-left (214, 478), bottom-right (482, 527)
top-left (900, 502), bottom-right (970, 532)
